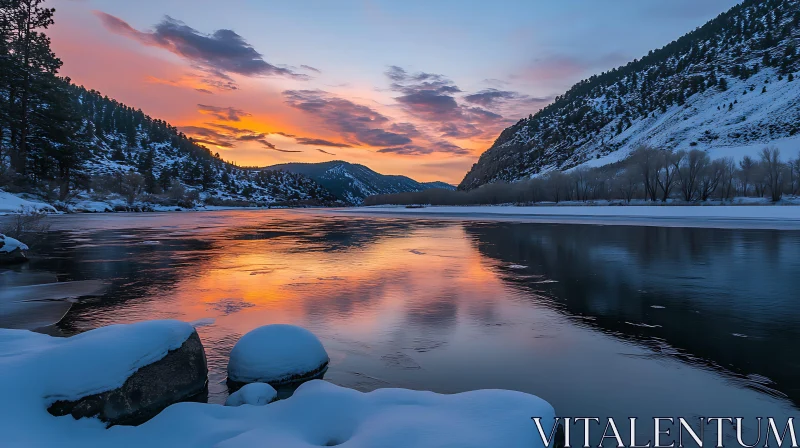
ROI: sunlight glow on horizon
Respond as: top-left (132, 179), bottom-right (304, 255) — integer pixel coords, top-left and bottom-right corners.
top-left (48, 0), bottom-right (742, 184)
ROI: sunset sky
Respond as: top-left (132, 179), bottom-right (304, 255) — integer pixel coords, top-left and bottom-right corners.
top-left (49, 0), bottom-right (739, 183)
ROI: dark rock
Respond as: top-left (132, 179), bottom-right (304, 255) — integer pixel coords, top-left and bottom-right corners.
top-left (0, 248), bottom-right (27, 265)
top-left (48, 330), bottom-right (208, 427)
top-left (227, 362), bottom-right (328, 401)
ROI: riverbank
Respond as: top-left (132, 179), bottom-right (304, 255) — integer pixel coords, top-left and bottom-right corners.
top-left (326, 204), bottom-right (800, 230)
top-left (0, 189), bottom-right (314, 216)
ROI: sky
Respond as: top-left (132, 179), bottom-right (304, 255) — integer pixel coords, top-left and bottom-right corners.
top-left (49, 0), bottom-right (741, 184)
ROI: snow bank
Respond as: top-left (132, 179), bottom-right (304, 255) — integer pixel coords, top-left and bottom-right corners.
top-left (0, 234), bottom-right (29, 253)
top-left (0, 189), bottom-right (56, 214)
top-left (341, 205), bottom-right (800, 229)
top-left (224, 383), bottom-right (277, 407)
top-left (0, 320), bottom-right (556, 447)
top-left (228, 324), bottom-right (330, 385)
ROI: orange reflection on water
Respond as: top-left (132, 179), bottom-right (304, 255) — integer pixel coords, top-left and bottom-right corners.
top-left (167, 223), bottom-right (507, 339)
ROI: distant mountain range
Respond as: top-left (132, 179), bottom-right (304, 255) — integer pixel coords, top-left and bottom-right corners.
top-left (267, 161), bottom-right (455, 204)
top-left (460, 0), bottom-right (800, 190)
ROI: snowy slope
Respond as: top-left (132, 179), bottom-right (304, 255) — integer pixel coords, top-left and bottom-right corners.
top-left (461, 0), bottom-right (800, 189)
top-left (0, 189), bottom-right (58, 214)
top-left (268, 161), bottom-right (455, 204)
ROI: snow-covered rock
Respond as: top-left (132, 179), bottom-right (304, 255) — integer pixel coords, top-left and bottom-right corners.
top-left (0, 233), bottom-right (29, 265)
top-left (0, 320), bottom-right (206, 429)
top-left (227, 324), bottom-right (329, 386)
top-left (0, 234), bottom-right (29, 254)
top-left (224, 382), bottom-right (277, 407)
top-left (0, 320), bottom-right (556, 447)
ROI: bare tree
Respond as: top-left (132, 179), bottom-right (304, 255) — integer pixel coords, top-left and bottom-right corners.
top-left (678, 149), bottom-right (708, 201)
top-left (656, 149), bottom-right (682, 202)
top-left (738, 155), bottom-right (755, 196)
top-left (788, 158), bottom-right (800, 196)
top-left (718, 157), bottom-right (736, 201)
top-left (614, 166), bottom-right (639, 203)
top-left (760, 147), bottom-right (784, 202)
top-left (698, 159), bottom-right (725, 201)
top-left (572, 167), bottom-right (591, 202)
top-left (630, 146), bottom-right (660, 201)
top-left (545, 171), bottom-right (568, 203)
top-left (123, 171), bottom-right (145, 205)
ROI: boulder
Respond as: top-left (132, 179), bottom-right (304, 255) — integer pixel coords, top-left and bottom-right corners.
top-left (224, 382), bottom-right (278, 407)
top-left (48, 329), bottom-right (208, 427)
top-left (227, 324), bottom-right (329, 390)
top-left (0, 234), bottom-right (29, 265)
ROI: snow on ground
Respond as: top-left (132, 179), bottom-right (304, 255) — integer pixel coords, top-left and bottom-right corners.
top-left (0, 320), bottom-right (556, 447)
top-left (334, 205), bottom-right (800, 230)
top-left (228, 324), bottom-right (330, 384)
top-left (224, 383), bottom-right (277, 407)
top-left (568, 68), bottom-right (800, 173)
top-left (0, 234), bottom-right (29, 253)
top-left (0, 189), bottom-right (57, 214)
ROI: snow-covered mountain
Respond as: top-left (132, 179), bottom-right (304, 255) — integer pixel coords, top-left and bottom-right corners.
top-left (267, 161), bottom-right (455, 204)
top-left (3, 86), bottom-right (336, 211)
top-left (460, 0), bottom-right (800, 190)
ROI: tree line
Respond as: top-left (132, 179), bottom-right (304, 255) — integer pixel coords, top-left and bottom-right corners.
top-left (366, 146), bottom-right (800, 206)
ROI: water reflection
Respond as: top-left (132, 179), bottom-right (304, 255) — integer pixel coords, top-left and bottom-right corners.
top-left (18, 210), bottom-right (799, 443)
top-left (464, 223), bottom-right (800, 404)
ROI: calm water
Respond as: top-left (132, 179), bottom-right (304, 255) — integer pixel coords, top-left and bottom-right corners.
top-left (11, 210), bottom-right (800, 441)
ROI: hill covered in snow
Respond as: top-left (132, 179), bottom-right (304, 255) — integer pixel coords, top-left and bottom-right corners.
top-left (460, 0), bottom-right (800, 190)
top-left (268, 161), bottom-right (455, 204)
top-left (0, 85), bottom-right (337, 212)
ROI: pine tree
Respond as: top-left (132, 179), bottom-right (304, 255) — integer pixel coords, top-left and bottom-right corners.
top-left (1, 0), bottom-right (62, 177)
top-left (32, 75), bottom-right (90, 200)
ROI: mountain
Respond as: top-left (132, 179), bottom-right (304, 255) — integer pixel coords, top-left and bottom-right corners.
top-left (267, 161), bottom-right (455, 204)
top-left (460, 0), bottom-right (800, 190)
top-left (0, 1), bottom-right (335, 212)
top-left (1, 83), bottom-right (336, 211)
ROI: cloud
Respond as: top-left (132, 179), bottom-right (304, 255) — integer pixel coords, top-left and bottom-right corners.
top-left (95, 12), bottom-right (309, 89)
top-left (386, 65), bottom-right (506, 139)
top-left (192, 138), bottom-right (233, 148)
top-left (282, 89), bottom-right (413, 147)
top-left (294, 137), bottom-right (352, 148)
top-left (386, 66), bottom-right (461, 96)
top-left (389, 122), bottom-right (421, 137)
top-left (180, 125), bottom-right (234, 147)
top-left (145, 75), bottom-right (222, 93)
top-left (378, 140), bottom-right (470, 156)
top-left (197, 104), bottom-right (251, 121)
top-left (316, 148), bottom-right (336, 155)
top-left (181, 124), bottom-right (299, 153)
top-left (300, 64), bottom-right (321, 74)
top-left (464, 89), bottom-right (527, 107)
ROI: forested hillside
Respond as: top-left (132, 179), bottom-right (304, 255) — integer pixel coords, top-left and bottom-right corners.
top-left (268, 161), bottom-right (455, 204)
top-left (460, 0), bottom-right (800, 190)
top-left (0, 0), bottom-right (335, 211)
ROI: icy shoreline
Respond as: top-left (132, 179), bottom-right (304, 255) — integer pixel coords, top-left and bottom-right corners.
top-left (327, 204), bottom-right (800, 230)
